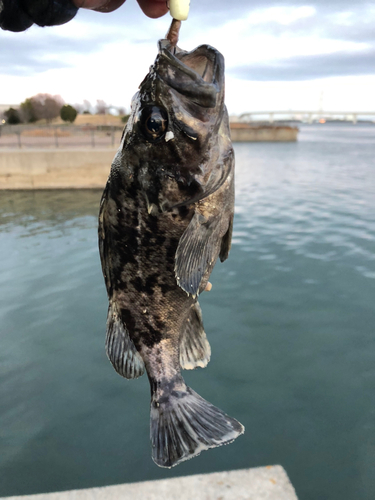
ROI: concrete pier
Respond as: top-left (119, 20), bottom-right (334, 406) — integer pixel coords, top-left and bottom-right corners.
top-left (1, 466), bottom-right (298, 500)
top-left (229, 124), bottom-right (298, 142)
top-left (0, 123), bottom-right (298, 190)
top-left (0, 149), bottom-right (114, 190)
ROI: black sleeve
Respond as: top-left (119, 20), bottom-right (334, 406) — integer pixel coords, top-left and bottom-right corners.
top-left (0, 0), bottom-right (78, 32)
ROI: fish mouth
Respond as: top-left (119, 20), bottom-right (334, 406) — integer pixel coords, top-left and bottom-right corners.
top-left (155, 40), bottom-right (225, 108)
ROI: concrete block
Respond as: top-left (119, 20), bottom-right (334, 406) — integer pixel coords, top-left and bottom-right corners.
top-left (0, 149), bottom-right (114, 189)
top-left (1, 466), bottom-right (298, 500)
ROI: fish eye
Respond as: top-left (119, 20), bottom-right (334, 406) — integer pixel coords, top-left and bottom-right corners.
top-left (139, 106), bottom-right (168, 142)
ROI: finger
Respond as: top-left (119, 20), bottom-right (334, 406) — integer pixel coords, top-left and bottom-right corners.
top-left (73, 0), bottom-right (126, 12)
top-left (136, 0), bottom-right (169, 19)
top-left (94, 0), bottom-right (127, 13)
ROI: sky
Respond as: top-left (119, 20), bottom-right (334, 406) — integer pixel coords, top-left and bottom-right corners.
top-left (1, 0), bottom-right (375, 116)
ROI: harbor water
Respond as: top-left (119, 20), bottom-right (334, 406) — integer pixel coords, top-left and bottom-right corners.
top-left (0, 123), bottom-right (374, 499)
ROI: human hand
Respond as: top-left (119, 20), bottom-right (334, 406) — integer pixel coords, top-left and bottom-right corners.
top-left (74, 0), bottom-right (169, 19)
top-left (0, 0), bottom-right (168, 33)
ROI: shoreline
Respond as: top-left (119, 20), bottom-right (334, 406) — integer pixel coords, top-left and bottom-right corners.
top-left (0, 124), bottom-right (298, 190)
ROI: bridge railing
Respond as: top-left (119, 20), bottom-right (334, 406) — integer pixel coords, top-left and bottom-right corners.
top-left (238, 111), bottom-right (375, 124)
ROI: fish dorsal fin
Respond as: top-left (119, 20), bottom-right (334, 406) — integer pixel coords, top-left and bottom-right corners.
top-left (180, 302), bottom-right (211, 370)
top-left (105, 303), bottom-right (145, 379)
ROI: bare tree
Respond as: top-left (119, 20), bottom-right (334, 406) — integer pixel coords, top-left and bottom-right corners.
top-left (45, 96), bottom-right (64, 122)
top-left (74, 102), bottom-right (84, 114)
top-left (29, 94), bottom-right (65, 123)
top-left (83, 100), bottom-right (91, 114)
top-left (96, 99), bottom-right (108, 115)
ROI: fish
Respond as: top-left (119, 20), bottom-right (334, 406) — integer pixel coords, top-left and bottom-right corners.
top-left (98, 32), bottom-right (244, 468)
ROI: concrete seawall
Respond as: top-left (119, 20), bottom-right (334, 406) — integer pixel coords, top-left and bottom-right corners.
top-left (230, 124), bottom-right (298, 142)
top-left (0, 125), bottom-right (297, 190)
top-left (0, 149), bottom-right (114, 190)
top-left (0, 466), bottom-right (298, 500)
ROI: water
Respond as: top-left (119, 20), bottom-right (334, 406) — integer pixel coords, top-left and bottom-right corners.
top-left (0, 124), bottom-right (374, 499)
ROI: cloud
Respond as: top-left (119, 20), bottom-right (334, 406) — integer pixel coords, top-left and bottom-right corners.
top-left (0, 1), bottom-right (165, 77)
top-left (0, 21), bottom-right (129, 76)
top-left (1, 36), bottom-right (72, 76)
top-left (189, 0), bottom-right (375, 27)
top-left (230, 49), bottom-right (375, 81)
top-left (35, 0), bottom-right (375, 45)
top-left (192, 0), bottom-right (373, 11)
top-left (192, 2), bottom-right (375, 45)
top-left (1, 0), bottom-right (375, 107)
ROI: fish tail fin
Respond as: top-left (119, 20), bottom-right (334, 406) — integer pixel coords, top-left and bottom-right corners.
top-left (150, 375), bottom-right (244, 468)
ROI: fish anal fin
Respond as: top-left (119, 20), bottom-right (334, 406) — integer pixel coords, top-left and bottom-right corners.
top-left (105, 302), bottom-right (145, 379)
top-left (180, 302), bottom-right (211, 370)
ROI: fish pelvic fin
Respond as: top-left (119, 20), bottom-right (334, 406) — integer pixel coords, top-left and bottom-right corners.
top-left (150, 375), bottom-right (244, 468)
top-left (105, 302), bottom-right (145, 379)
top-left (179, 302), bottom-right (211, 370)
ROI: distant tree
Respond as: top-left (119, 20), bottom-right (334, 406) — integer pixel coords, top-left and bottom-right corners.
top-left (96, 99), bottom-right (108, 115)
top-left (20, 98), bottom-right (37, 123)
top-left (73, 102), bottom-right (84, 114)
top-left (83, 99), bottom-right (91, 114)
top-left (28, 93), bottom-right (65, 123)
top-left (121, 114), bottom-right (130, 124)
top-left (4, 107), bottom-right (21, 125)
top-left (117, 107), bottom-right (126, 116)
top-left (60, 104), bottom-right (78, 123)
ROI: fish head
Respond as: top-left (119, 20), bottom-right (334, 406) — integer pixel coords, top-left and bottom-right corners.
top-left (120, 40), bottom-right (232, 210)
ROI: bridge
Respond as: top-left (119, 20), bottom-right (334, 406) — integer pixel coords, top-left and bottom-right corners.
top-left (239, 111), bottom-right (375, 124)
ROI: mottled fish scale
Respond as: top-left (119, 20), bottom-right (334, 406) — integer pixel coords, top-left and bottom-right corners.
top-left (99, 35), bottom-right (243, 468)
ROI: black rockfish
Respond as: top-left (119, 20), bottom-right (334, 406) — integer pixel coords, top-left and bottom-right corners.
top-left (98, 35), bottom-right (244, 468)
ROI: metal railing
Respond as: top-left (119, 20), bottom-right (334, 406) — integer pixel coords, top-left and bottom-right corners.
top-left (0, 123), bottom-right (124, 149)
top-left (238, 111), bottom-right (375, 124)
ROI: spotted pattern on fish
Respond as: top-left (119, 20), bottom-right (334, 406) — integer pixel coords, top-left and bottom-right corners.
top-left (98, 37), bottom-right (243, 468)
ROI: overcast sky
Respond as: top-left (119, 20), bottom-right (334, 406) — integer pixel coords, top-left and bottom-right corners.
top-left (1, 0), bottom-right (375, 115)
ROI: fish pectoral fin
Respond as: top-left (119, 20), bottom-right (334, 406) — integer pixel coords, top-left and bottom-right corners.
top-left (105, 303), bottom-right (145, 379)
top-left (175, 211), bottom-right (224, 296)
top-left (180, 302), bottom-right (211, 370)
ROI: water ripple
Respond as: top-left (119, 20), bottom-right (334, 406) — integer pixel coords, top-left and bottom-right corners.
top-left (0, 125), bottom-right (375, 500)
